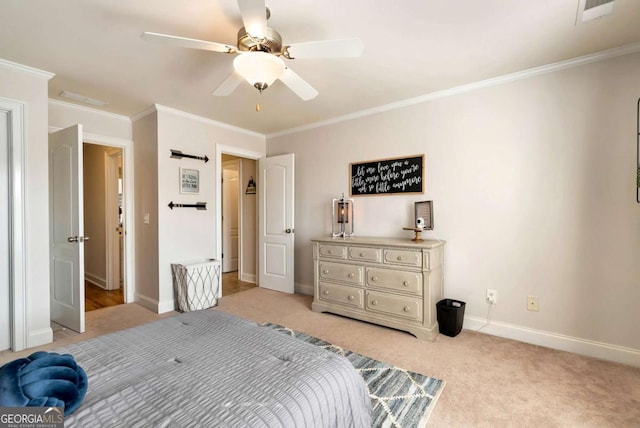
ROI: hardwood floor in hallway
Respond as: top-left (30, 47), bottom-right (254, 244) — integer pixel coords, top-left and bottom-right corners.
top-left (222, 271), bottom-right (257, 296)
top-left (82, 272), bottom-right (254, 313)
top-left (85, 281), bottom-right (124, 311)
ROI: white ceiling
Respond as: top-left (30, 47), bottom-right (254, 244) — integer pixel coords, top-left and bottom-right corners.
top-left (2, 0), bottom-right (640, 135)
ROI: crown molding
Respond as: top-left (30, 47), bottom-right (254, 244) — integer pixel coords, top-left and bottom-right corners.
top-left (48, 98), bottom-right (131, 123)
top-left (0, 58), bottom-right (54, 80)
top-left (130, 105), bottom-right (157, 122)
top-left (267, 41), bottom-right (640, 139)
top-left (145, 104), bottom-right (265, 139)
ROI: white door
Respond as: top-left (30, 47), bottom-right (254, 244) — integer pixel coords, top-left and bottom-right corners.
top-left (222, 160), bottom-right (239, 273)
top-left (0, 111), bottom-right (10, 350)
top-left (49, 125), bottom-right (85, 333)
top-left (258, 154), bottom-right (294, 293)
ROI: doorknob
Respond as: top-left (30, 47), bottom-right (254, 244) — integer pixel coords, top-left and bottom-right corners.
top-left (67, 236), bottom-right (90, 243)
top-left (285, 228), bottom-right (295, 234)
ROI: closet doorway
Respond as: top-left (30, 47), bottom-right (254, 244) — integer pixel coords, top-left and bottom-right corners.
top-left (220, 154), bottom-right (257, 296)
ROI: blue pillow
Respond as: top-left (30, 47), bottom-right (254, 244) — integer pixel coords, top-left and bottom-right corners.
top-left (0, 351), bottom-right (88, 416)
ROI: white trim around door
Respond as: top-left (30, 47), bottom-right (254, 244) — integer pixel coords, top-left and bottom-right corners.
top-left (1, 97), bottom-right (27, 351)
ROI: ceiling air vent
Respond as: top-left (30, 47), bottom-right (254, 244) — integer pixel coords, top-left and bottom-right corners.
top-left (576, 0), bottom-right (616, 24)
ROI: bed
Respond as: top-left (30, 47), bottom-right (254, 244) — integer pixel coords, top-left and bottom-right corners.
top-left (56, 310), bottom-right (372, 427)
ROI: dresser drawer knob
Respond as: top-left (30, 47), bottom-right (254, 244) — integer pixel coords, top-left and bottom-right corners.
top-left (403, 306), bottom-right (410, 312)
top-left (371, 300), bottom-right (378, 306)
top-left (360, 252), bottom-right (366, 257)
top-left (403, 281), bottom-right (409, 287)
top-left (397, 256), bottom-right (403, 261)
top-left (323, 290), bottom-right (329, 295)
top-left (371, 276), bottom-right (378, 282)
top-left (327, 250), bottom-right (333, 254)
top-left (322, 269), bottom-right (329, 274)
top-left (347, 273), bottom-right (354, 278)
top-left (348, 295), bottom-right (354, 301)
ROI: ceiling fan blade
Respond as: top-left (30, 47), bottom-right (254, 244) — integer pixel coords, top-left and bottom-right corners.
top-left (279, 67), bottom-right (318, 101)
top-left (237, 0), bottom-right (268, 39)
top-left (285, 38), bottom-right (364, 59)
top-left (213, 72), bottom-right (244, 96)
top-left (141, 32), bottom-right (236, 54)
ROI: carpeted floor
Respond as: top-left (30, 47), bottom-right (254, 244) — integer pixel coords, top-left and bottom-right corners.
top-left (3, 287), bottom-right (640, 427)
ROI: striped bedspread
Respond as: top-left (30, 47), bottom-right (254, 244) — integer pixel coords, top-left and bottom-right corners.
top-left (60, 310), bottom-right (372, 427)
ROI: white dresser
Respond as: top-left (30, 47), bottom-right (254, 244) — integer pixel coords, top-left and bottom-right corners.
top-left (311, 236), bottom-right (445, 340)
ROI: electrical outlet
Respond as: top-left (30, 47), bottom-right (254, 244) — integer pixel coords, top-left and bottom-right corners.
top-left (486, 289), bottom-right (497, 304)
top-left (527, 295), bottom-right (539, 312)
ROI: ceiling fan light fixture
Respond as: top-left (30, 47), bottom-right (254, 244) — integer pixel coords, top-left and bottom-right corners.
top-left (233, 51), bottom-right (285, 92)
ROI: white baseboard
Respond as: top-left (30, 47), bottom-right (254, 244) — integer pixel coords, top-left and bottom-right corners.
top-left (295, 282), bottom-right (314, 296)
top-left (85, 272), bottom-right (107, 289)
top-left (28, 327), bottom-right (53, 348)
top-left (135, 293), bottom-right (175, 314)
top-left (240, 272), bottom-right (256, 284)
top-left (464, 316), bottom-right (640, 368)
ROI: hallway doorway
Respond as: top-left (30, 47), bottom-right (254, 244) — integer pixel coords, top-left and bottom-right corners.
top-left (220, 153), bottom-right (258, 295)
top-left (83, 143), bottom-right (125, 312)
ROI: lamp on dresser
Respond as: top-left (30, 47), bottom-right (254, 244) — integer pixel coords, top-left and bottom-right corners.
top-left (332, 193), bottom-right (355, 237)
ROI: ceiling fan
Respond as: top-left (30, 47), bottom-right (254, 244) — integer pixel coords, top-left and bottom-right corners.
top-left (142, 0), bottom-right (363, 101)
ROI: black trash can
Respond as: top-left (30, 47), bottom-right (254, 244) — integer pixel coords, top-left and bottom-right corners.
top-left (436, 299), bottom-right (466, 337)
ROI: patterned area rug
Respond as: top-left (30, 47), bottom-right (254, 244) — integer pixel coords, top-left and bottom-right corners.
top-left (262, 323), bottom-right (445, 428)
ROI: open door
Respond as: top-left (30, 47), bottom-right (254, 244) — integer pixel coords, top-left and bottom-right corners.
top-left (49, 125), bottom-right (85, 333)
top-left (258, 154), bottom-right (294, 293)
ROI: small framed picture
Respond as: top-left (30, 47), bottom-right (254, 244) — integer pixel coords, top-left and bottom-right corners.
top-left (414, 200), bottom-right (433, 230)
top-left (180, 168), bottom-right (200, 194)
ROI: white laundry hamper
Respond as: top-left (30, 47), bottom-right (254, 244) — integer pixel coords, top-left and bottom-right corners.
top-left (171, 259), bottom-right (221, 312)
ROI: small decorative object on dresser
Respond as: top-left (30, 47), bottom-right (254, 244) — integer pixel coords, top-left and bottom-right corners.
top-left (311, 236), bottom-right (446, 340)
top-left (402, 226), bottom-right (424, 242)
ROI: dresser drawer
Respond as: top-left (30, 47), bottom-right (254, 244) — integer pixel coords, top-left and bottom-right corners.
top-left (319, 261), bottom-right (363, 285)
top-left (366, 268), bottom-right (423, 296)
top-left (366, 291), bottom-right (423, 322)
top-left (348, 246), bottom-right (382, 263)
top-left (318, 282), bottom-right (364, 309)
top-left (318, 244), bottom-right (347, 259)
top-left (383, 248), bottom-right (422, 268)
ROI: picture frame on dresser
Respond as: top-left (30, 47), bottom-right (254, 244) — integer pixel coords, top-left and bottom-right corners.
top-left (414, 200), bottom-right (433, 230)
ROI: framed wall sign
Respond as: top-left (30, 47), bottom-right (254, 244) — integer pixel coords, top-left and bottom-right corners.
top-left (180, 168), bottom-right (200, 194)
top-left (350, 154), bottom-right (424, 196)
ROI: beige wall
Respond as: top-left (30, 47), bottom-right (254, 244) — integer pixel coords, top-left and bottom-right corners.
top-left (135, 105), bottom-right (265, 312)
top-left (0, 62), bottom-right (52, 347)
top-left (267, 52), bottom-right (640, 363)
top-left (132, 112), bottom-right (160, 306)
